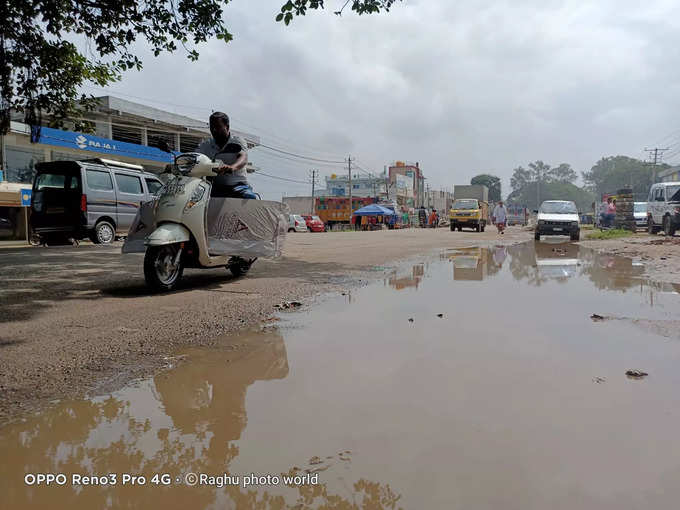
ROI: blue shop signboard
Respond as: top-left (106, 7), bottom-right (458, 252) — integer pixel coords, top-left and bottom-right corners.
top-left (31, 126), bottom-right (174, 163)
top-left (21, 188), bottom-right (32, 206)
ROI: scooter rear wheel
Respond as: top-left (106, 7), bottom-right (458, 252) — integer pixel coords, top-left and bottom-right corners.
top-left (144, 245), bottom-right (184, 292)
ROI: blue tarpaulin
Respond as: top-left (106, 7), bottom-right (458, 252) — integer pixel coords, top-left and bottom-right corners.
top-left (352, 204), bottom-right (397, 216)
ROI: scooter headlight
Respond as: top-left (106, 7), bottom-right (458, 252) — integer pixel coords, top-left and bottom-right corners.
top-left (184, 184), bottom-right (206, 212)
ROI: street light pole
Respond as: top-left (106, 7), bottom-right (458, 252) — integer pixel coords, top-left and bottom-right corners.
top-left (310, 169), bottom-right (317, 215)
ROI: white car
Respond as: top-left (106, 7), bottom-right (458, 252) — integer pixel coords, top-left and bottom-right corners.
top-left (634, 202), bottom-right (648, 229)
top-left (534, 200), bottom-right (580, 241)
top-left (288, 214), bottom-right (308, 233)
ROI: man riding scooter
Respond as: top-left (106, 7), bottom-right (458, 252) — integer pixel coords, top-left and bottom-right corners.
top-left (123, 111), bottom-right (288, 291)
top-left (196, 111), bottom-right (257, 274)
top-left (196, 111), bottom-right (256, 199)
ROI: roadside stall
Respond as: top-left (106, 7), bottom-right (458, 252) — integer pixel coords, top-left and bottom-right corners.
top-left (351, 204), bottom-right (397, 231)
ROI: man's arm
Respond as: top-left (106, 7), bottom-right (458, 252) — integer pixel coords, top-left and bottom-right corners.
top-left (231, 151), bottom-right (248, 171)
top-left (219, 136), bottom-right (248, 173)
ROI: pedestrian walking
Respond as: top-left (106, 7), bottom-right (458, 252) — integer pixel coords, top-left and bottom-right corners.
top-left (429, 209), bottom-right (437, 228)
top-left (492, 200), bottom-right (508, 234)
top-left (418, 207), bottom-right (427, 228)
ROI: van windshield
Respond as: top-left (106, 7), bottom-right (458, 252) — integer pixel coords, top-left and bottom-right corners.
top-left (540, 202), bottom-right (577, 214)
top-left (452, 199), bottom-right (478, 210)
top-left (668, 185), bottom-right (680, 202)
top-left (634, 203), bottom-right (647, 213)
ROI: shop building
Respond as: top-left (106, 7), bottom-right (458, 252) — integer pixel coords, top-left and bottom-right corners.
top-left (425, 189), bottom-right (454, 213)
top-left (324, 172), bottom-right (387, 198)
top-left (658, 165), bottom-right (680, 183)
top-left (387, 161), bottom-right (425, 209)
top-left (0, 96), bottom-right (259, 239)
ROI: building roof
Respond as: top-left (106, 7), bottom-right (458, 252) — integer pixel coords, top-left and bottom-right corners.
top-left (658, 165), bottom-right (680, 179)
top-left (94, 96), bottom-right (260, 147)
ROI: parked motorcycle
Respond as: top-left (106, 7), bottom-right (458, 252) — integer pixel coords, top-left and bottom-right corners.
top-left (123, 148), bottom-right (287, 292)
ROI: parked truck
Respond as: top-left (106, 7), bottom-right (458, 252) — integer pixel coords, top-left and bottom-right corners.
top-left (449, 185), bottom-right (489, 232)
top-left (315, 196), bottom-right (375, 228)
top-left (506, 204), bottom-right (528, 226)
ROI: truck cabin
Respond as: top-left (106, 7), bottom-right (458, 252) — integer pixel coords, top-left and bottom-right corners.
top-left (451, 199), bottom-right (479, 210)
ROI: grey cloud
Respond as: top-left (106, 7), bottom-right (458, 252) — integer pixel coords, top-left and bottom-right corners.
top-left (96, 0), bottom-right (680, 198)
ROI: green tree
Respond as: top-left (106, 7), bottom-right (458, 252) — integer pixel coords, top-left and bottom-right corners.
top-left (470, 174), bottom-right (501, 202)
top-left (509, 159), bottom-right (589, 209)
top-left (550, 163), bottom-right (577, 183)
top-left (507, 181), bottom-right (594, 212)
top-left (528, 160), bottom-right (551, 183)
top-left (582, 155), bottom-right (664, 200)
top-left (510, 165), bottom-right (530, 192)
top-left (1, 0), bottom-right (400, 134)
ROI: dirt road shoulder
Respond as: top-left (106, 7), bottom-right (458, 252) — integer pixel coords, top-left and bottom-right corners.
top-left (580, 232), bottom-right (680, 283)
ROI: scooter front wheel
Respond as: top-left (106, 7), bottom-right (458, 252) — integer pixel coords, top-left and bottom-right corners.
top-left (144, 245), bottom-right (184, 292)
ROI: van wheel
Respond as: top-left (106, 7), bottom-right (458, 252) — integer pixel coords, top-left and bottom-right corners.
top-left (475, 223), bottom-right (481, 232)
top-left (92, 221), bottom-right (115, 244)
top-left (571, 231), bottom-right (580, 241)
top-left (534, 232), bottom-right (541, 241)
top-left (144, 245), bottom-right (184, 292)
top-left (664, 216), bottom-right (676, 237)
top-left (288, 228), bottom-right (295, 233)
top-left (481, 222), bottom-right (485, 232)
top-left (450, 224), bottom-right (455, 231)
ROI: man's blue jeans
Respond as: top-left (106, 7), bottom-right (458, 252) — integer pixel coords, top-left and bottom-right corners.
top-left (211, 183), bottom-right (258, 199)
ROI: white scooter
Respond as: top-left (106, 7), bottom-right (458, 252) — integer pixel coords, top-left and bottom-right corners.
top-left (125, 146), bottom-right (262, 291)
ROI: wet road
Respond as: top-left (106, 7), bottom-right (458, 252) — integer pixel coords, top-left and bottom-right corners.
top-left (2, 239), bottom-right (680, 509)
top-left (0, 227), bottom-right (530, 421)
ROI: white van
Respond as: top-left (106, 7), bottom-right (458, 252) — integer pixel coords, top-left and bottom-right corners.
top-left (647, 182), bottom-right (680, 236)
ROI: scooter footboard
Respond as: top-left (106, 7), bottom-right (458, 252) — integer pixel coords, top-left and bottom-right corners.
top-left (207, 198), bottom-right (289, 258)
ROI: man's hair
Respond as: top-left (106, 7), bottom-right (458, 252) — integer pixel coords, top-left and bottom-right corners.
top-left (210, 111), bottom-right (230, 127)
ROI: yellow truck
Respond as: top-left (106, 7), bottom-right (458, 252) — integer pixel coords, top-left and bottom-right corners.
top-left (450, 184), bottom-right (489, 232)
top-left (448, 247), bottom-right (488, 280)
top-left (449, 198), bottom-right (489, 232)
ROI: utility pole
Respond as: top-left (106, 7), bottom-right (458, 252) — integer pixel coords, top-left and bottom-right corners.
top-left (644, 147), bottom-right (670, 183)
top-left (309, 169), bottom-right (317, 215)
top-left (384, 165), bottom-right (389, 202)
top-left (536, 168), bottom-right (539, 209)
top-left (348, 155), bottom-right (353, 224)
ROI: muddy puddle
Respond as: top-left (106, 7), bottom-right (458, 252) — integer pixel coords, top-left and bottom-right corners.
top-left (3, 240), bottom-right (680, 509)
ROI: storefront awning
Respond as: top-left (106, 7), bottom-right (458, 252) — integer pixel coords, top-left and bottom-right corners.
top-left (0, 183), bottom-right (24, 207)
top-left (31, 126), bottom-right (174, 163)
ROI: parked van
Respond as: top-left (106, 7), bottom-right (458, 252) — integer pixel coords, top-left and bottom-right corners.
top-left (647, 182), bottom-right (680, 236)
top-left (31, 158), bottom-right (163, 244)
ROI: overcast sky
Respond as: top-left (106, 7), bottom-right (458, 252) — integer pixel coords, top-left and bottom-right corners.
top-left (83, 0), bottom-right (680, 200)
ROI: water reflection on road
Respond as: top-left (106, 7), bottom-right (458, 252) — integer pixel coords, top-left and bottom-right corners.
top-left (2, 240), bottom-right (680, 509)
